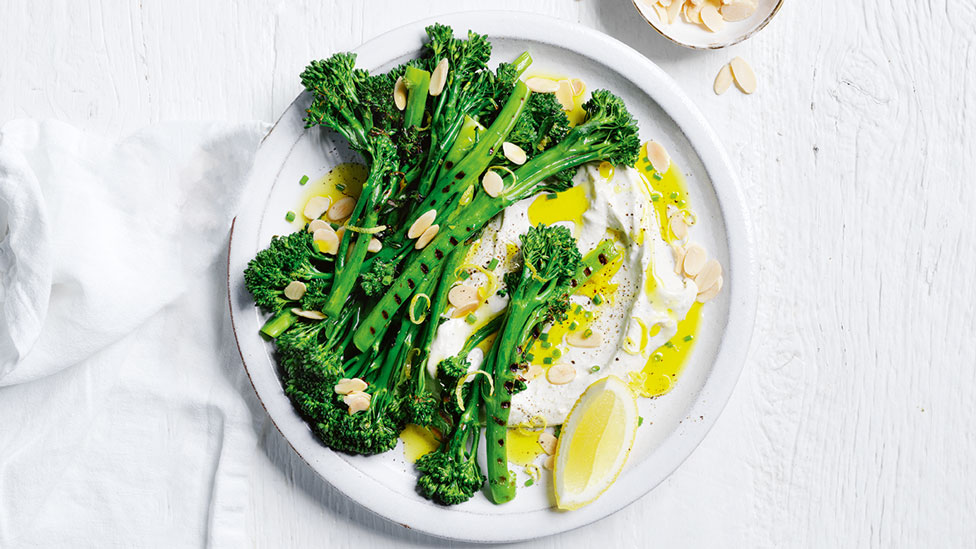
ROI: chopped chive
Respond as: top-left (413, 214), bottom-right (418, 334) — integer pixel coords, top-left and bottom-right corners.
top-left (653, 172), bottom-right (664, 181)
top-left (487, 258), bottom-right (499, 270)
top-left (589, 365), bottom-right (600, 373)
top-left (335, 183), bottom-right (346, 192)
top-left (638, 416), bottom-right (644, 427)
top-left (299, 175), bottom-right (309, 185)
top-left (584, 311), bottom-right (593, 320)
top-left (582, 328), bottom-right (593, 339)
top-left (540, 332), bottom-right (549, 341)
top-left (546, 193), bottom-right (558, 200)
top-left (651, 194), bottom-right (661, 202)
top-left (543, 357), bottom-right (552, 365)
top-left (525, 479), bottom-right (535, 487)
top-left (551, 349), bottom-right (562, 359)
top-left (525, 353), bottom-right (535, 362)
top-left (683, 335), bottom-right (694, 342)
top-left (285, 211), bottom-right (296, 222)
top-left (592, 294), bottom-right (603, 305)
top-left (676, 199), bottom-right (687, 207)
top-left (541, 340), bottom-right (552, 349)
top-left (465, 313), bottom-right (477, 324)
top-left (574, 304), bottom-right (583, 314)
top-left (652, 352), bottom-right (664, 362)
top-left (459, 270), bottom-right (470, 280)
top-left (669, 191), bottom-right (679, 199)
top-left (665, 341), bottom-right (675, 348)
top-left (568, 321), bottom-right (578, 331)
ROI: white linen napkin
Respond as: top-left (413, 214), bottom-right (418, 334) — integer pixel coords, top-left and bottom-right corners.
top-left (0, 119), bottom-right (268, 546)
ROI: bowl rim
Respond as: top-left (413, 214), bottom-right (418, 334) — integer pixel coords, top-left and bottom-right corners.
top-left (631, 0), bottom-right (786, 50)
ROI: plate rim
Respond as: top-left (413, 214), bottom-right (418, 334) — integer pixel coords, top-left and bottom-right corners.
top-left (228, 10), bottom-right (757, 543)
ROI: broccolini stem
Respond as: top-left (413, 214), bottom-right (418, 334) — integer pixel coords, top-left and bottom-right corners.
top-left (260, 310), bottom-right (298, 339)
top-left (403, 66), bottom-right (431, 129)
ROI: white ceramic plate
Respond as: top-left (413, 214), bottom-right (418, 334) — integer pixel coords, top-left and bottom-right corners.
top-left (632, 0), bottom-right (784, 50)
top-left (228, 12), bottom-right (756, 543)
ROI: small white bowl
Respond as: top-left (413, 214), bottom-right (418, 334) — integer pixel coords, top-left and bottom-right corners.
top-left (633, 0), bottom-right (784, 50)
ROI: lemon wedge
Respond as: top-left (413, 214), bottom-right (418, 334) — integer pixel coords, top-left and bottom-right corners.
top-left (553, 375), bottom-right (639, 510)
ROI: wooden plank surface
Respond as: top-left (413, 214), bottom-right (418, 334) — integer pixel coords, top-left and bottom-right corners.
top-left (3, 1), bottom-right (974, 546)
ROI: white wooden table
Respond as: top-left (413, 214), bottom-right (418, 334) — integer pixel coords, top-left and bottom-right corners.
top-left (4, 1), bottom-right (974, 546)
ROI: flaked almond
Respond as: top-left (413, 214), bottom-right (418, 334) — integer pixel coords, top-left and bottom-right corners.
top-left (555, 80), bottom-right (575, 110)
top-left (429, 58), bottom-right (449, 96)
top-left (721, 0), bottom-right (757, 21)
top-left (566, 329), bottom-right (603, 348)
top-left (695, 258), bottom-right (723, 293)
top-left (448, 284), bottom-right (479, 308)
top-left (714, 64), bottom-right (734, 95)
top-left (343, 391), bottom-right (371, 414)
top-left (312, 226), bottom-right (339, 254)
top-left (335, 225), bottom-right (346, 242)
top-left (730, 56), bottom-right (757, 94)
top-left (647, 141), bottom-right (671, 174)
top-left (570, 78), bottom-right (585, 96)
top-left (290, 308), bottom-right (326, 320)
top-left (408, 209), bottom-right (437, 239)
top-left (696, 275), bottom-right (723, 302)
top-left (303, 196), bottom-right (331, 220)
top-left (482, 169), bottom-right (504, 198)
top-left (666, 0), bottom-right (683, 23)
top-left (658, 0), bottom-right (673, 7)
top-left (307, 219), bottom-right (330, 233)
top-left (525, 77), bottom-right (560, 93)
top-left (503, 142), bottom-right (527, 165)
top-left (652, 3), bottom-right (668, 22)
top-left (393, 76), bottom-right (408, 110)
top-left (415, 224), bottom-right (439, 250)
top-left (547, 363), bottom-right (577, 385)
top-left (524, 363), bottom-right (544, 380)
top-left (367, 237), bottom-right (382, 253)
top-left (683, 243), bottom-right (707, 276)
top-left (334, 378), bottom-right (368, 395)
top-left (684, 1), bottom-right (705, 24)
top-left (543, 455), bottom-right (555, 471)
top-left (701, 2), bottom-right (725, 31)
top-left (451, 300), bottom-right (480, 319)
top-left (283, 280), bottom-right (307, 300)
top-left (538, 432), bottom-right (558, 455)
top-left (327, 196), bottom-right (356, 221)
top-left (672, 244), bottom-right (687, 274)
top-left (669, 214), bottom-right (689, 241)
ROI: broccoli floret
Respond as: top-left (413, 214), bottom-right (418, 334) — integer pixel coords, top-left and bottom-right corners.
top-left (508, 93), bottom-right (571, 156)
top-left (438, 355), bottom-right (471, 380)
top-left (244, 231), bottom-right (332, 313)
top-left (316, 390), bottom-right (403, 455)
top-left (361, 259), bottom-right (396, 296)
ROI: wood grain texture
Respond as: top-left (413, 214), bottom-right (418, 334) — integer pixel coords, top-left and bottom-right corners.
top-left (3, 0), bottom-right (975, 546)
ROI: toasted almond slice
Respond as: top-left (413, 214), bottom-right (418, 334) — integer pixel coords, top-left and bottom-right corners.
top-left (682, 243), bottom-right (707, 276)
top-left (666, 0), bottom-right (683, 23)
top-left (695, 258), bottom-right (723, 292)
top-left (669, 214), bottom-right (689, 241)
top-left (525, 363), bottom-right (544, 380)
top-left (415, 224), bottom-right (439, 250)
top-left (570, 78), bottom-right (585, 96)
top-left (658, 0), bottom-right (673, 6)
top-left (555, 80), bottom-right (575, 110)
top-left (701, 2), bottom-right (725, 31)
top-left (547, 363), bottom-right (577, 385)
top-left (721, 0), bottom-right (757, 21)
top-left (714, 64), bottom-right (734, 95)
top-left (652, 3), bottom-right (668, 22)
top-left (672, 243), bottom-right (687, 274)
top-left (684, 1), bottom-right (704, 24)
top-left (367, 237), bottom-right (382, 253)
top-left (291, 307), bottom-right (326, 320)
top-left (567, 329), bottom-right (604, 348)
top-left (448, 284), bottom-right (479, 308)
top-left (408, 209), bottom-right (437, 239)
top-left (647, 141), bottom-right (671, 174)
top-left (538, 432), bottom-right (558, 455)
top-left (696, 275), bottom-right (723, 302)
top-left (283, 280), bottom-right (307, 301)
top-left (303, 196), bottom-right (331, 220)
top-left (429, 58), bottom-right (449, 96)
top-left (343, 391), bottom-right (371, 414)
top-left (307, 219), bottom-right (330, 233)
top-left (327, 196), bottom-right (356, 221)
top-left (451, 300), bottom-right (480, 319)
top-left (503, 142), bottom-right (527, 165)
top-left (482, 170), bottom-right (504, 197)
top-left (525, 77), bottom-right (560, 93)
top-left (543, 455), bottom-right (555, 471)
top-left (688, 0), bottom-right (704, 5)
top-left (730, 56), bottom-right (757, 94)
top-left (393, 76), bottom-right (407, 110)
top-left (312, 226), bottom-right (339, 254)
top-left (334, 378), bottom-right (368, 395)
top-left (334, 225), bottom-right (346, 243)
